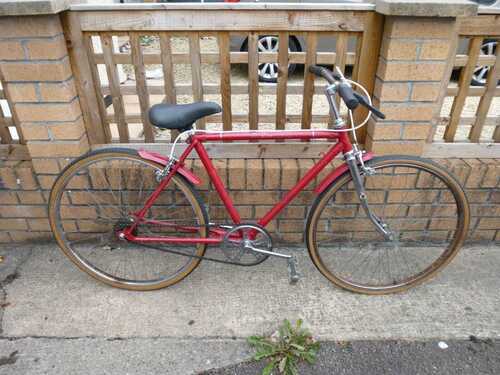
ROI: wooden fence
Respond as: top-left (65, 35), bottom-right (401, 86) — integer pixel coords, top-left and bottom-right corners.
top-left (65, 4), bottom-right (382, 149)
top-left (426, 15), bottom-right (500, 157)
top-left (0, 76), bottom-right (27, 159)
top-left (1, 4), bottom-right (498, 159)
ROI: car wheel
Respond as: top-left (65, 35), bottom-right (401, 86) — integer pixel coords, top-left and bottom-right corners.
top-left (471, 39), bottom-right (497, 86)
top-left (241, 36), bottom-right (300, 83)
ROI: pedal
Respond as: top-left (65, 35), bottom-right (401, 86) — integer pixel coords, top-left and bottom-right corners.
top-left (287, 256), bottom-right (300, 284)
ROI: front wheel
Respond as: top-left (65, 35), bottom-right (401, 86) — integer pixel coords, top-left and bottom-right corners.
top-left (49, 148), bottom-right (209, 290)
top-left (306, 155), bottom-right (470, 294)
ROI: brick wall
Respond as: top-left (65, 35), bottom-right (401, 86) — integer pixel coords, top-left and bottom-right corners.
top-left (0, 157), bottom-right (498, 243)
top-left (0, 14), bottom-right (89, 241)
top-left (367, 17), bottom-right (455, 155)
top-left (0, 9), bottom-right (498, 245)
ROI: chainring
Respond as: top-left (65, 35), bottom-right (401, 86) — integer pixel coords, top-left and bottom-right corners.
top-left (221, 224), bottom-right (273, 266)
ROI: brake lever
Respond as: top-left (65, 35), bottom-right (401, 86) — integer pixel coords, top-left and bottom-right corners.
top-left (353, 92), bottom-right (386, 119)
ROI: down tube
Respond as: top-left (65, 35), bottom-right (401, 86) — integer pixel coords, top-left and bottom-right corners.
top-left (258, 142), bottom-right (344, 227)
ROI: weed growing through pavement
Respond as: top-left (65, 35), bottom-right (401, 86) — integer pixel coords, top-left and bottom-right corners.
top-left (247, 319), bottom-right (320, 375)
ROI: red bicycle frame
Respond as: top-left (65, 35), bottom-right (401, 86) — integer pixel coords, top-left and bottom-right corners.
top-left (121, 129), bottom-right (373, 244)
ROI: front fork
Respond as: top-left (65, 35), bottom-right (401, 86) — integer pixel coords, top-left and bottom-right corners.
top-left (344, 145), bottom-right (394, 241)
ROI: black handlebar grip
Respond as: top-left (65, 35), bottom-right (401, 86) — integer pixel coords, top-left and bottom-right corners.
top-left (308, 65), bottom-right (340, 84)
top-left (353, 92), bottom-right (386, 119)
top-left (337, 82), bottom-right (359, 110)
top-left (308, 65), bottom-right (326, 77)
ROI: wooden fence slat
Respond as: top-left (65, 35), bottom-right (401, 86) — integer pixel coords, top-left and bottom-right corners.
top-left (78, 10), bottom-right (368, 32)
top-left (333, 32), bottom-right (348, 111)
top-left (458, 15), bottom-right (500, 36)
top-left (428, 24), bottom-right (459, 143)
top-left (101, 82), bottom-right (344, 96)
top-left (275, 32), bottom-right (289, 131)
top-left (493, 123), bottom-right (500, 143)
top-left (109, 113), bottom-right (332, 125)
top-left (423, 142), bottom-right (500, 158)
top-left (158, 33), bottom-right (177, 142)
top-left (91, 50), bottom-right (357, 66)
top-left (0, 79), bottom-right (23, 145)
top-left (84, 35), bottom-right (112, 143)
top-left (351, 34), bottom-right (363, 83)
top-left (352, 12), bottom-right (383, 142)
top-left (130, 33), bottom-right (154, 142)
top-left (454, 54), bottom-right (496, 68)
top-left (189, 33), bottom-right (205, 128)
top-left (248, 32), bottom-right (259, 131)
top-left (443, 37), bottom-right (483, 142)
top-left (301, 32), bottom-right (317, 130)
top-left (60, 12), bottom-right (106, 145)
top-left (159, 32), bottom-right (177, 105)
top-left (218, 32), bottom-right (233, 131)
top-left (0, 100), bottom-right (13, 144)
top-left (468, 46), bottom-right (500, 142)
top-left (446, 86), bottom-right (500, 97)
top-left (93, 141), bottom-right (341, 159)
top-left (101, 33), bottom-right (130, 142)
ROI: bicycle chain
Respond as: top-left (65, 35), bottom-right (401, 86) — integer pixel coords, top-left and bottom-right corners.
top-left (131, 222), bottom-right (267, 266)
top-left (133, 241), bottom-right (263, 267)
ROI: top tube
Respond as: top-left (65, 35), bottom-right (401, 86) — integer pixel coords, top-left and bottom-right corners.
top-left (192, 129), bottom-right (342, 142)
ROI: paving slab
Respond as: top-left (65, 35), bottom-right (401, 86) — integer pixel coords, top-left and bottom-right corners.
top-left (0, 337), bottom-right (250, 375)
top-left (2, 243), bottom-right (499, 341)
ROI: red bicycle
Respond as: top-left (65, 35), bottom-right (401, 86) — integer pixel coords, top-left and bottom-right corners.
top-left (49, 66), bottom-right (470, 294)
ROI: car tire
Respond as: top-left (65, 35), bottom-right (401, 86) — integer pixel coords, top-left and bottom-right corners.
top-left (471, 39), bottom-right (498, 86)
top-left (241, 35), bottom-right (301, 83)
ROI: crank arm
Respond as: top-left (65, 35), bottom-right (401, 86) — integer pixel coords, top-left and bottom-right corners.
top-left (246, 244), bottom-right (291, 259)
top-left (246, 245), bottom-right (301, 283)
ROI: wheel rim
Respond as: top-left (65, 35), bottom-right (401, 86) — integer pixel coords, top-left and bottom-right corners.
top-left (472, 40), bottom-right (497, 85)
top-left (257, 35), bottom-right (288, 80)
top-left (310, 161), bottom-right (466, 291)
top-left (51, 154), bottom-right (206, 288)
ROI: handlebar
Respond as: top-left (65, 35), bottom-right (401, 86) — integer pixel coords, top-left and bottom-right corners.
top-left (308, 64), bottom-right (385, 119)
top-left (308, 65), bottom-right (341, 84)
top-left (353, 92), bottom-right (386, 119)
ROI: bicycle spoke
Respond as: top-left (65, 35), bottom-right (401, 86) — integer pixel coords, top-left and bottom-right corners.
top-left (310, 159), bottom-right (466, 292)
top-left (52, 151), bottom-right (207, 289)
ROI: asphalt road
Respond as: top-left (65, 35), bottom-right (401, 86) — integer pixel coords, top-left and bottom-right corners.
top-left (202, 339), bottom-right (500, 375)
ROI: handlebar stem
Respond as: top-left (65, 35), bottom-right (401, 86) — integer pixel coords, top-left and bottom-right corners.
top-left (325, 84), bottom-right (345, 129)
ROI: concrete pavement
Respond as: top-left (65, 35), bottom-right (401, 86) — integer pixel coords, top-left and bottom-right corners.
top-left (0, 243), bottom-right (499, 374)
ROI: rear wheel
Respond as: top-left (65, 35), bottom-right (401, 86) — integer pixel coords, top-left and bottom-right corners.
top-left (306, 156), bottom-right (470, 294)
top-left (49, 148), bottom-right (208, 290)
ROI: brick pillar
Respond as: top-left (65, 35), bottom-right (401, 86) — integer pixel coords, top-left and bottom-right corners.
top-left (0, 14), bottom-right (90, 190)
top-left (366, 0), bottom-right (476, 155)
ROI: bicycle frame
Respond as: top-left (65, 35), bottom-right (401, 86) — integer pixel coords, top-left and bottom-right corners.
top-left (121, 129), bottom-right (375, 245)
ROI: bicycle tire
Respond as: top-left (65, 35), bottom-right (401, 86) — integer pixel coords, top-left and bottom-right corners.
top-left (49, 148), bottom-right (209, 290)
top-left (305, 155), bottom-right (470, 295)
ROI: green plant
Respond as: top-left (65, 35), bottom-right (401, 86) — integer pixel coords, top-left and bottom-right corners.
top-left (247, 319), bottom-right (320, 375)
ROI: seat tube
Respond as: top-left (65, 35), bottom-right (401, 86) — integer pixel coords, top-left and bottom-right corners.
top-left (194, 141), bottom-right (241, 224)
